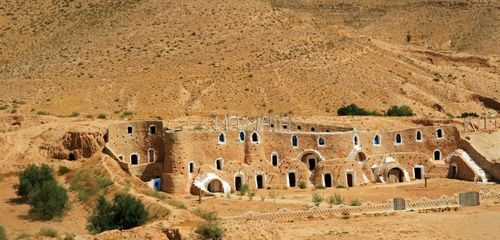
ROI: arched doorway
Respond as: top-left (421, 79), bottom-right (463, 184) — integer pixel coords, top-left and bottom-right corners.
top-left (288, 172), bottom-right (296, 187)
top-left (234, 175), bottom-right (242, 191)
top-left (207, 179), bottom-right (224, 193)
top-left (324, 173), bottom-right (332, 188)
top-left (387, 168), bottom-right (403, 183)
top-left (256, 174), bottom-right (265, 189)
top-left (298, 150), bottom-right (324, 171)
top-left (346, 171), bottom-right (355, 187)
top-left (355, 152), bottom-right (367, 162)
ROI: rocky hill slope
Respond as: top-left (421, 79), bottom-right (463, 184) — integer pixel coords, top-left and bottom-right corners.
top-left (0, 0), bottom-right (498, 119)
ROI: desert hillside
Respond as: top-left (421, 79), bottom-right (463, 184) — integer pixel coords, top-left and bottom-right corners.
top-left (0, 0), bottom-right (498, 119)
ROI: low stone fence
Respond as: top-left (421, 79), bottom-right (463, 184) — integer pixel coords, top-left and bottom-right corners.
top-left (223, 191), bottom-right (500, 222)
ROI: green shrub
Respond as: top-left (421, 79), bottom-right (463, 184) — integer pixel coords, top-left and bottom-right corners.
top-left (247, 189), bottom-right (256, 201)
top-left (298, 181), bottom-right (307, 189)
top-left (69, 170), bottom-right (113, 203)
top-left (331, 193), bottom-right (344, 205)
top-left (192, 208), bottom-right (218, 221)
top-left (195, 221), bottom-right (223, 240)
top-left (121, 111), bottom-right (133, 117)
top-left (350, 199), bottom-right (362, 206)
top-left (17, 164), bottom-right (55, 199)
top-left (143, 189), bottom-right (167, 200)
top-left (238, 184), bottom-right (249, 199)
top-left (167, 199), bottom-right (187, 209)
top-left (87, 193), bottom-right (148, 233)
top-left (96, 177), bottom-right (113, 190)
top-left (460, 112), bottom-right (479, 118)
top-left (0, 225), bottom-right (6, 240)
top-left (312, 193), bottom-right (323, 207)
top-left (28, 180), bottom-right (69, 220)
top-left (37, 111), bottom-right (50, 115)
top-left (315, 185), bottom-right (325, 190)
top-left (58, 166), bottom-right (71, 176)
top-left (63, 233), bottom-right (75, 240)
top-left (38, 228), bottom-right (58, 238)
top-left (10, 109), bottom-right (17, 114)
top-left (69, 112), bottom-right (80, 117)
top-left (337, 104), bottom-right (378, 116)
top-left (87, 196), bottom-right (113, 233)
top-left (97, 113), bottom-right (107, 119)
top-left (386, 105), bottom-right (414, 116)
top-left (336, 185), bottom-right (346, 189)
top-left (0, 104), bottom-right (8, 110)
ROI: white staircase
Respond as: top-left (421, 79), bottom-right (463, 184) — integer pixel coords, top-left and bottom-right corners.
top-left (347, 145), bottom-right (361, 161)
top-left (362, 173), bottom-right (369, 184)
top-left (446, 149), bottom-right (492, 183)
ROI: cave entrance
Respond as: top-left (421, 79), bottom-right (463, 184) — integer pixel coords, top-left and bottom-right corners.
top-left (207, 179), bottom-right (223, 193)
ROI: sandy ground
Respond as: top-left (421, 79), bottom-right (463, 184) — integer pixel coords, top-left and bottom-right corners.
top-left (0, 175), bottom-right (89, 239)
top-left (190, 178), bottom-right (500, 217)
top-left (278, 204), bottom-right (500, 240)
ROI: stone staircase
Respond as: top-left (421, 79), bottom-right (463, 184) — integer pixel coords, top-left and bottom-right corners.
top-left (445, 149), bottom-right (492, 183)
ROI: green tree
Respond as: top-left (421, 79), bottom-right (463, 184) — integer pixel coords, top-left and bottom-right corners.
top-left (27, 180), bottom-right (69, 220)
top-left (87, 193), bottom-right (148, 233)
top-left (195, 221), bottom-right (223, 240)
top-left (386, 105), bottom-right (414, 116)
top-left (337, 104), bottom-right (378, 116)
top-left (111, 193), bottom-right (148, 230)
top-left (87, 196), bottom-right (113, 233)
top-left (17, 164), bottom-right (54, 198)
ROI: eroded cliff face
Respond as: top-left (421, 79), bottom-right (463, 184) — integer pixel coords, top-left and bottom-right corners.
top-left (40, 130), bottom-right (105, 160)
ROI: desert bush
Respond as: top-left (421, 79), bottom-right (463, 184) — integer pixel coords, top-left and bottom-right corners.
top-left (87, 196), bottom-right (113, 233)
top-left (386, 105), bottom-right (414, 116)
top-left (121, 111), bottom-right (133, 117)
top-left (332, 193), bottom-right (344, 205)
top-left (315, 185), bottom-right (325, 189)
top-left (350, 199), bottom-right (362, 206)
top-left (17, 164), bottom-right (54, 198)
top-left (0, 226), bottom-right (6, 240)
top-left (167, 199), bottom-right (187, 209)
top-left (10, 109), bottom-right (17, 114)
top-left (238, 184), bottom-right (249, 199)
top-left (192, 208), bottom-right (218, 221)
top-left (0, 104), bottom-right (8, 110)
top-left (63, 233), bottom-right (75, 240)
top-left (69, 170), bottom-right (113, 202)
top-left (28, 180), bottom-right (69, 220)
top-left (143, 189), bottom-right (167, 200)
top-left (58, 166), bottom-right (71, 176)
top-left (87, 194), bottom-right (148, 233)
top-left (460, 112), bottom-right (479, 118)
top-left (337, 104), bottom-right (378, 116)
top-left (312, 193), bottom-right (323, 207)
top-left (195, 221), bottom-right (223, 240)
top-left (336, 185), bottom-right (346, 189)
top-left (37, 111), bottom-right (50, 115)
top-left (97, 113), bottom-right (107, 119)
top-left (38, 228), bottom-right (58, 238)
top-left (298, 181), bottom-right (307, 189)
top-left (69, 112), bottom-right (80, 117)
top-left (247, 189), bottom-right (256, 201)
